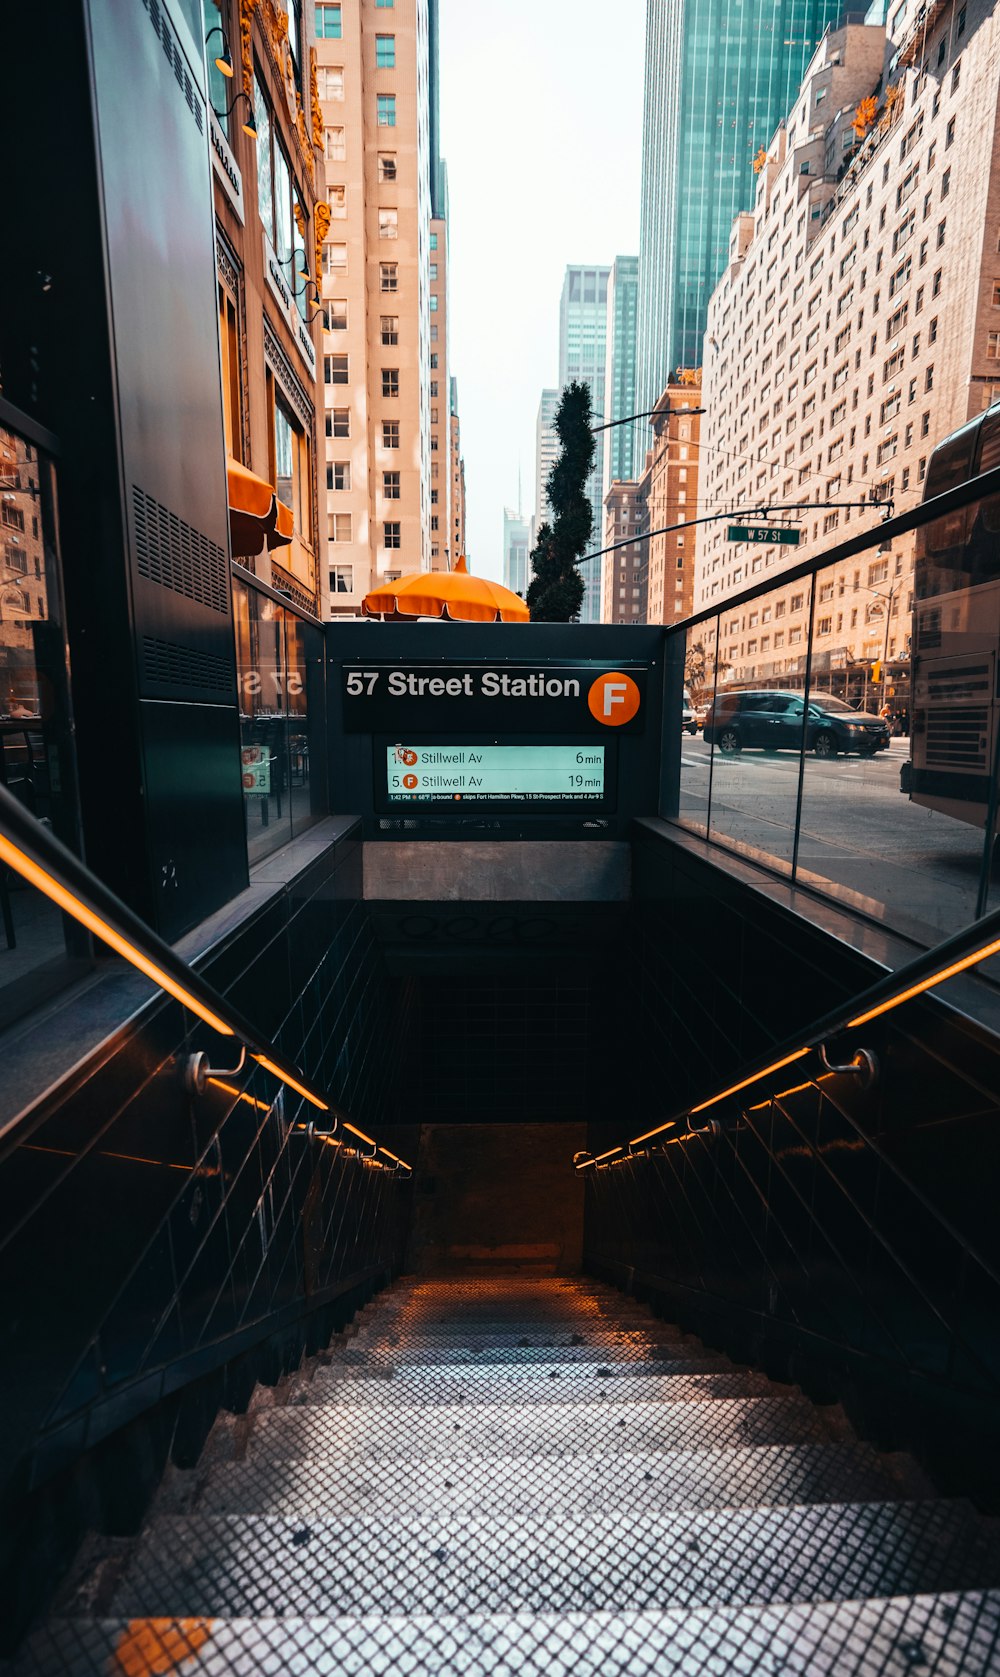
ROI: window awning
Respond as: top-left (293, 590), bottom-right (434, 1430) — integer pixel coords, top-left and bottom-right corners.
top-left (227, 457), bottom-right (294, 557)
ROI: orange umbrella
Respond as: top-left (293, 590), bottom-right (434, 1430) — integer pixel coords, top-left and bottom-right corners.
top-left (363, 555), bottom-right (529, 623)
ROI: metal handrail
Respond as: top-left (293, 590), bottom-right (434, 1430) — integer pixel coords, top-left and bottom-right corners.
top-left (576, 897), bottom-right (1000, 1170)
top-left (0, 782), bottom-right (411, 1173)
top-left (664, 459), bottom-right (1000, 637)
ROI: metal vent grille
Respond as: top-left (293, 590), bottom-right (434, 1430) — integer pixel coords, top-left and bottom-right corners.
top-left (141, 636), bottom-right (233, 694)
top-left (133, 488), bottom-right (228, 615)
top-left (926, 663), bottom-right (991, 703)
top-left (925, 706), bottom-right (989, 770)
top-left (139, 0), bottom-right (203, 132)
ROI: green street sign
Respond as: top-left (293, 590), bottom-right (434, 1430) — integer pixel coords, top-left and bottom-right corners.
top-left (727, 524), bottom-right (801, 546)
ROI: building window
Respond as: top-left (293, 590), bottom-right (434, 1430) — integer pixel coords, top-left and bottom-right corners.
top-left (330, 565), bottom-right (353, 594)
top-left (324, 354), bottom-right (348, 384)
top-left (946, 115), bottom-right (956, 149)
top-left (951, 59), bottom-right (961, 92)
top-left (328, 184), bottom-right (347, 219)
top-left (382, 368), bottom-right (399, 398)
top-left (325, 126), bottom-right (345, 159)
top-left (329, 512), bottom-right (352, 542)
top-left (375, 33), bottom-right (395, 66)
top-left (326, 298), bottom-right (348, 331)
top-left (932, 267), bottom-right (942, 298)
top-left (327, 461), bottom-right (351, 490)
top-left (378, 153), bottom-right (396, 182)
top-left (328, 408), bottom-right (350, 437)
top-left (377, 93), bottom-right (396, 127)
top-left (430, 515), bottom-right (439, 531)
top-left (380, 314), bottom-right (399, 345)
top-left (383, 470), bottom-right (400, 498)
top-left (429, 262), bottom-right (438, 281)
top-left (379, 208), bottom-right (398, 239)
top-left (323, 243), bottom-right (347, 272)
top-left (380, 262), bottom-right (398, 292)
top-left (429, 294), bottom-right (438, 311)
top-left (988, 333), bottom-right (1000, 360)
top-left (315, 3), bottom-right (342, 37)
top-left (382, 420), bottom-right (399, 448)
top-left (937, 219), bottom-right (947, 248)
top-left (384, 521), bottom-right (401, 549)
top-left (941, 169), bottom-right (951, 200)
top-left (925, 364), bottom-right (934, 391)
top-left (319, 66), bottom-right (344, 100)
top-left (376, 0), bottom-right (393, 7)
top-left (271, 387), bottom-right (311, 545)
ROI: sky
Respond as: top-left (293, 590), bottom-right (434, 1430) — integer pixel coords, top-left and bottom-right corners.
top-left (438, 0), bottom-right (646, 582)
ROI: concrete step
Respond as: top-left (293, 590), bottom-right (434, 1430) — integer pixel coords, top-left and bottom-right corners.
top-left (19, 1591), bottom-right (1000, 1677)
top-left (107, 1501), bottom-right (1000, 1620)
top-left (294, 1369), bottom-right (779, 1407)
top-left (190, 1443), bottom-right (912, 1523)
top-left (245, 1395), bottom-right (838, 1460)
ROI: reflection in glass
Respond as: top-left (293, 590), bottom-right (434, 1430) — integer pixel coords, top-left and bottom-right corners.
top-left (0, 420), bottom-right (88, 1028)
top-left (233, 579), bottom-right (323, 867)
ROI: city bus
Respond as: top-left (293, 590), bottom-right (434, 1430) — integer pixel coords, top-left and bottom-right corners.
top-left (904, 400), bottom-right (1000, 829)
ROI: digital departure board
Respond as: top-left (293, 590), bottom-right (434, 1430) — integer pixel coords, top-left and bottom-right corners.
top-left (385, 745), bottom-right (607, 802)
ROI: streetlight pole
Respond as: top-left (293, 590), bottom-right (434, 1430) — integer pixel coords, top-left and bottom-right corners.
top-left (865, 579), bottom-right (898, 709)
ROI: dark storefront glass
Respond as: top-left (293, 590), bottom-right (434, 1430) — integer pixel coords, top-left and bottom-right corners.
top-left (0, 418), bottom-right (88, 1027)
top-left (233, 576), bottom-right (325, 866)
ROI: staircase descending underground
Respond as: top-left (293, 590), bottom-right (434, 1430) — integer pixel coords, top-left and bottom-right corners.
top-left (15, 1277), bottom-right (1000, 1674)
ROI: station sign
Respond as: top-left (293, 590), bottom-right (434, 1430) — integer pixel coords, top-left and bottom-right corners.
top-left (341, 663), bottom-right (648, 735)
top-left (726, 524), bottom-right (801, 546)
top-left (386, 744), bottom-right (606, 802)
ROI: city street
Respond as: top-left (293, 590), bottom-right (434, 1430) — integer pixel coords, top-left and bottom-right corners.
top-left (676, 734), bottom-right (996, 948)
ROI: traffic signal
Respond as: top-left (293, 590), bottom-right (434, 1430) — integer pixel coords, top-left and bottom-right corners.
top-left (871, 660), bottom-right (882, 684)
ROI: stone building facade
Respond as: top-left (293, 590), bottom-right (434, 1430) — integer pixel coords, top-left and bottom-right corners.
top-left (695, 2), bottom-right (1000, 692)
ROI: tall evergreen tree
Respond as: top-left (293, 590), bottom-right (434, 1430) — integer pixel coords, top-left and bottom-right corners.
top-left (526, 382), bottom-right (595, 622)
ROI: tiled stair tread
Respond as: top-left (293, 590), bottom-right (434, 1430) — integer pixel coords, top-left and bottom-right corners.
top-left (192, 1444), bottom-right (910, 1521)
top-left (246, 1395), bottom-right (837, 1457)
top-left (330, 1343), bottom-right (736, 1368)
top-left (295, 1370), bottom-right (778, 1406)
top-left (110, 1503), bottom-right (1000, 1619)
top-left (17, 1592), bottom-right (1000, 1677)
top-left (16, 1275), bottom-right (977, 1673)
top-left (312, 1355), bottom-right (741, 1384)
top-left (356, 1320), bottom-right (690, 1338)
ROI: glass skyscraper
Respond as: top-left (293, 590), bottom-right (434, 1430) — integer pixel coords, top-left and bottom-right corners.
top-left (559, 264), bottom-right (611, 624)
top-left (503, 508), bottom-right (531, 598)
top-left (637, 0), bottom-right (843, 414)
top-left (603, 255), bottom-right (640, 500)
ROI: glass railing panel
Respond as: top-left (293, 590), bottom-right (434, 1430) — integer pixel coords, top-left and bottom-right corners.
top-left (702, 579), bottom-right (811, 877)
top-left (674, 616), bottom-right (719, 836)
top-left (233, 579), bottom-right (293, 864)
top-left (797, 531), bottom-right (987, 945)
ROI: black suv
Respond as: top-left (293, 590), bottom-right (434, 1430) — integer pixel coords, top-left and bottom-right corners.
top-left (703, 690), bottom-right (890, 758)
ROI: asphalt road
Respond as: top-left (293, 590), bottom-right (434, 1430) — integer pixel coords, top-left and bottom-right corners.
top-left (676, 733), bottom-right (996, 947)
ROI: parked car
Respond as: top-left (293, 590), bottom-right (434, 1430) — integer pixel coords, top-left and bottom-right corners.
top-left (681, 689), bottom-right (697, 735)
top-left (703, 690), bottom-right (890, 758)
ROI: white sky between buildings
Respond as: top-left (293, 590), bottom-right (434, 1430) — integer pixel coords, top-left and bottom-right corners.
top-left (439, 0), bottom-right (645, 581)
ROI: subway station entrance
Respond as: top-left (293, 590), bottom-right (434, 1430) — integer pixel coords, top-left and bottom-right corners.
top-left (4, 616), bottom-right (1000, 1671)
